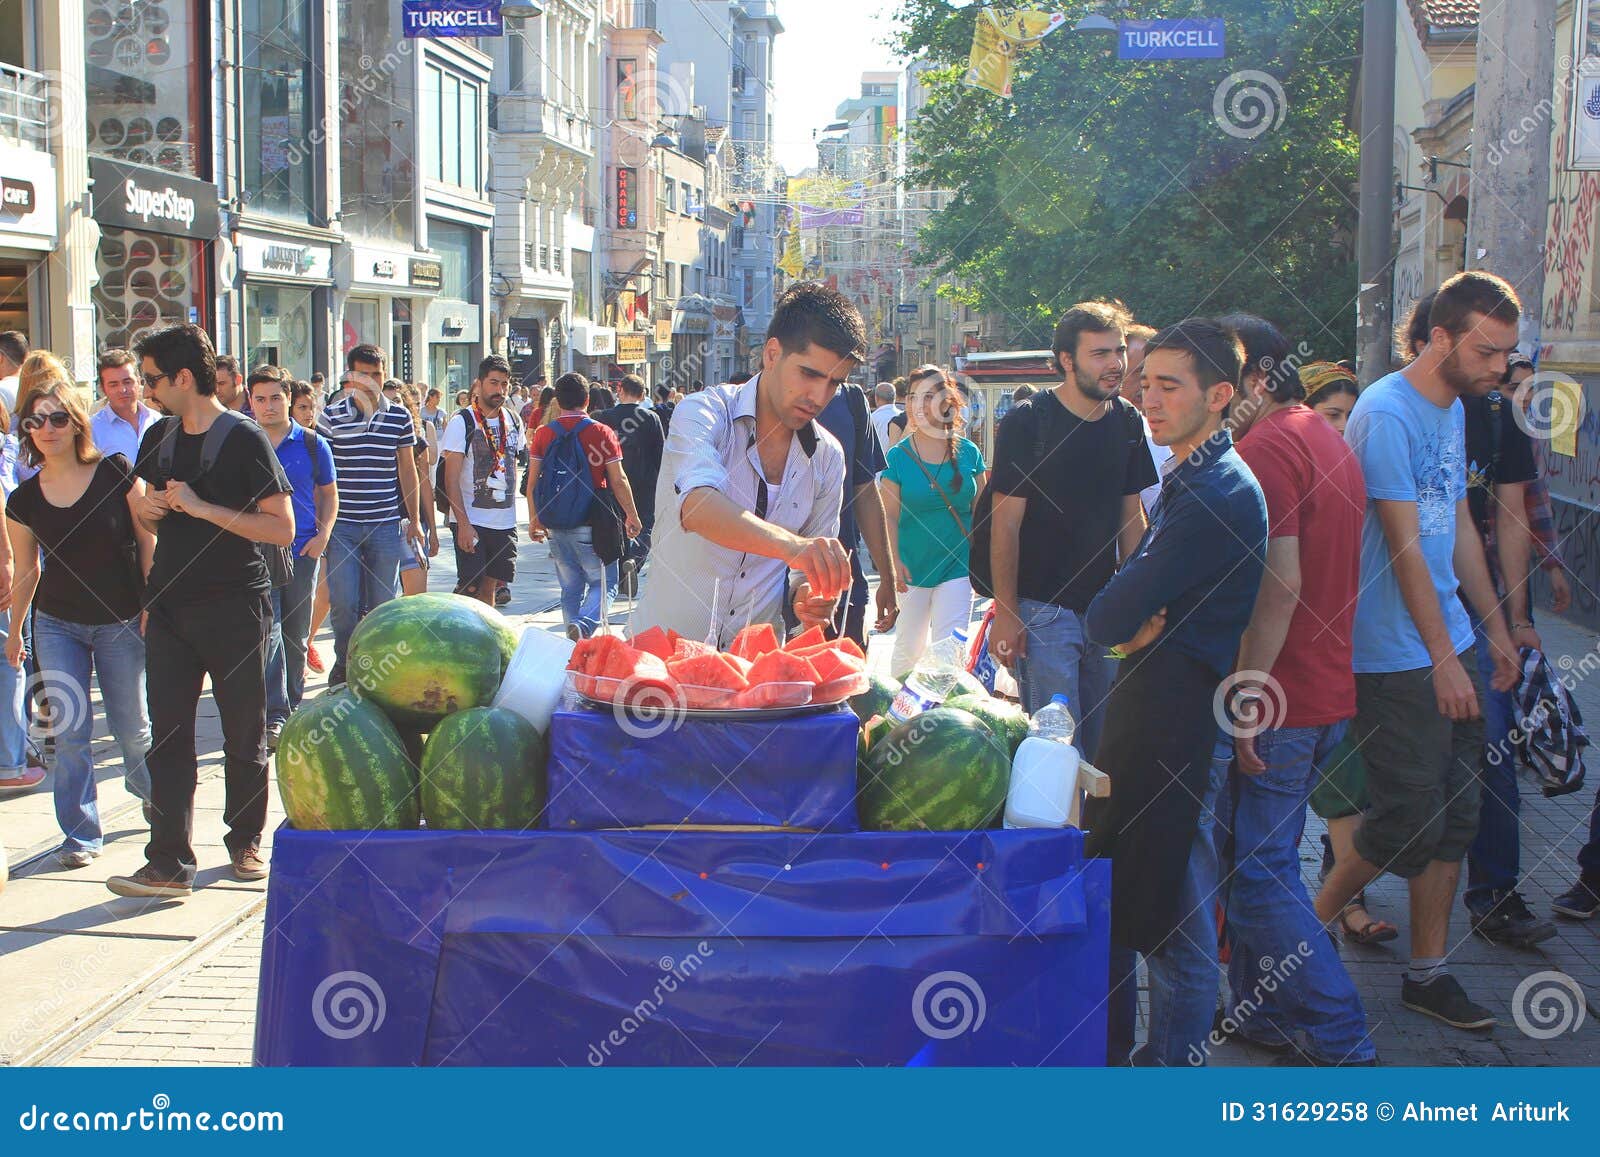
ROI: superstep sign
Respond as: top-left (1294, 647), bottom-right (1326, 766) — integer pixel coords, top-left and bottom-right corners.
top-left (402, 0), bottom-right (503, 38)
top-left (1117, 18), bottom-right (1226, 60)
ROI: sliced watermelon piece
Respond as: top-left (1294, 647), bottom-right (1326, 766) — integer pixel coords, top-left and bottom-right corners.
top-left (814, 672), bottom-right (870, 703)
top-left (807, 645), bottom-right (867, 683)
top-left (734, 682), bottom-right (814, 709)
top-left (630, 626), bottom-right (676, 661)
top-left (784, 625), bottom-right (828, 653)
top-left (725, 653), bottom-right (754, 679)
top-left (730, 622), bottom-right (780, 660)
top-left (587, 636), bottom-right (644, 681)
top-left (567, 636), bottom-right (605, 673)
top-left (746, 649), bottom-right (820, 686)
top-left (672, 637), bottom-right (716, 660)
top-left (666, 653), bottom-right (750, 690)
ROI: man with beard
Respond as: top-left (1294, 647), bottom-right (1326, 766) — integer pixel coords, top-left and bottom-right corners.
top-left (1319, 270), bottom-right (1522, 1031)
top-left (988, 301), bottom-right (1156, 759)
top-left (442, 356), bottom-right (526, 607)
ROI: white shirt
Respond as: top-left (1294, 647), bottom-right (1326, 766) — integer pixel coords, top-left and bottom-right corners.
top-left (440, 407), bottom-right (524, 531)
top-left (1140, 415), bottom-right (1174, 516)
top-left (633, 375), bottom-right (846, 647)
top-left (90, 402), bottom-right (161, 468)
top-left (0, 374), bottom-right (16, 414)
top-left (869, 403), bottom-right (901, 454)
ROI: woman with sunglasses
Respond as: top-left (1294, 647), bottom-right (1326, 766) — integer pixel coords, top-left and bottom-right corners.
top-left (881, 367), bottom-right (988, 677)
top-left (5, 379), bottom-right (155, 867)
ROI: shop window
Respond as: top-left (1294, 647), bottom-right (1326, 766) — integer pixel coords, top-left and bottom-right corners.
top-left (429, 219), bottom-right (479, 303)
top-left (338, 0), bottom-right (416, 244)
top-left (424, 62), bottom-right (481, 194)
top-left (86, 0), bottom-right (205, 176)
top-left (572, 249), bottom-right (592, 319)
top-left (247, 284), bottom-right (316, 378)
top-left (92, 226), bottom-right (206, 351)
top-left (242, 0), bottom-right (316, 221)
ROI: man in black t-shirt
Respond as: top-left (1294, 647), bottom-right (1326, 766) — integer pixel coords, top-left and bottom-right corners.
top-left (989, 302), bottom-right (1157, 760)
top-left (107, 324), bottom-right (293, 901)
top-left (596, 374), bottom-right (665, 594)
top-left (1461, 387), bottom-right (1555, 947)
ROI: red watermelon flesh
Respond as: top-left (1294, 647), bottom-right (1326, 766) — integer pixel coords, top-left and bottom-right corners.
top-left (793, 639), bottom-right (867, 665)
top-left (631, 626), bottom-right (676, 661)
top-left (725, 653), bottom-right (754, 679)
top-left (667, 653), bottom-right (749, 690)
top-left (808, 646), bottom-right (867, 683)
top-left (730, 623), bottom-right (780, 660)
top-left (567, 636), bottom-right (602, 673)
top-left (746, 649), bottom-right (820, 686)
top-left (672, 637), bottom-right (716, 660)
top-left (587, 636), bottom-right (644, 681)
top-left (784, 626), bottom-right (827, 653)
top-left (734, 682), bottom-right (814, 709)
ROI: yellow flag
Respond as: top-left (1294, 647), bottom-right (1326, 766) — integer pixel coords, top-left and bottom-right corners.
top-left (779, 217), bottom-right (804, 279)
top-left (964, 10), bottom-right (1067, 98)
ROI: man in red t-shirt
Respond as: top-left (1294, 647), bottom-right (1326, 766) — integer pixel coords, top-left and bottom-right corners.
top-left (1214, 314), bottom-right (1375, 1066)
top-left (525, 373), bottom-right (642, 639)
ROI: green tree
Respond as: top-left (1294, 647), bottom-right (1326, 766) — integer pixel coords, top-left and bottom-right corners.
top-left (899, 0), bottom-right (1360, 356)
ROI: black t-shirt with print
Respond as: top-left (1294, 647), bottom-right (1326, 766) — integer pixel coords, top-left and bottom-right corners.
top-left (134, 417), bottom-right (291, 607)
top-left (1463, 391), bottom-right (1538, 541)
top-left (989, 390), bottom-right (1157, 612)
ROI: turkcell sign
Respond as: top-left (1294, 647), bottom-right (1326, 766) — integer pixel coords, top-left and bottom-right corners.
top-left (402, 0), bottom-right (503, 38)
top-left (1117, 19), bottom-right (1226, 60)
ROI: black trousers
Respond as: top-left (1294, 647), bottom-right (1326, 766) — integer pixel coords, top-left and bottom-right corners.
top-left (144, 592), bottom-right (271, 880)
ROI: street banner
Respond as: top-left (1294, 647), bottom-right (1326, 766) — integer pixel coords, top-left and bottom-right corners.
top-left (1116, 18), bottom-right (1226, 60)
top-left (778, 213), bottom-right (804, 279)
top-left (402, 0), bottom-right (503, 38)
top-left (787, 177), bottom-right (865, 228)
top-left (963, 9), bottom-right (1067, 99)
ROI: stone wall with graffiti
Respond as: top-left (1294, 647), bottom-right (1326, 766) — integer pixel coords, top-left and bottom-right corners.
top-left (1542, 374), bottom-right (1600, 627)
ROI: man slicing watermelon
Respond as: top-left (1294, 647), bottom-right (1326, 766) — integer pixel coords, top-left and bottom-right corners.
top-left (631, 283), bottom-right (863, 648)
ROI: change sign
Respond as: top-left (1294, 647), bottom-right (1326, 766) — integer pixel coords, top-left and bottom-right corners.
top-left (1117, 18), bottom-right (1226, 60)
top-left (402, 0), bottom-right (503, 38)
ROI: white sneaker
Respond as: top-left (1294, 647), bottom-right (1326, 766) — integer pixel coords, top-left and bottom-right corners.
top-left (57, 848), bottom-right (98, 869)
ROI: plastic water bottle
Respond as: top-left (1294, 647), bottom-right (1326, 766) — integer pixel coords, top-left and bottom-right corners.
top-left (889, 634), bottom-right (966, 723)
top-left (1005, 695), bottom-right (1081, 829)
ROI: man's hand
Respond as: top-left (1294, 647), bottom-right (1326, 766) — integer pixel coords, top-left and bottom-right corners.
top-left (1485, 626), bottom-right (1522, 694)
top-left (137, 488), bottom-right (171, 524)
top-left (1549, 568), bottom-right (1572, 614)
top-left (426, 525), bottom-right (440, 558)
top-left (990, 607), bottom-right (1026, 670)
top-left (163, 482), bottom-right (206, 518)
top-left (792, 581), bottom-right (839, 631)
top-left (625, 514), bottom-right (643, 540)
top-left (1117, 607), bottom-right (1168, 657)
top-left (1511, 624), bottom-right (1542, 655)
top-left (455, 522), bottom-right (478, 553)
top-left (873, 579), bottom-right (898, 632)
top-left (527, 515), bottom-right (547, 543)
top-left (894, 564), bottom-right (910, 595)
top-left (301, 531), bottom-right (331, 559)
top-left (788, 537), bottom-right (850, 601)
top-left (1433, 653), bottom-right (1480, 721)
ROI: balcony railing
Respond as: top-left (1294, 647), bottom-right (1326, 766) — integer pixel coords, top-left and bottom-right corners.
top-left (554, 249), bottom-right (564, 273)
top-left (539, 245), bottom-right (550, 268)
top-left (524, 243), bottom-right (536, 267)
top-left (0, 64), bottom-right (50, 151)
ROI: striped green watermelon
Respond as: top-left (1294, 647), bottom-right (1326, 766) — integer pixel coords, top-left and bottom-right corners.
top-left (420, 707), bottom-right (549, 829)
top-left (945, 692), bottom-right (1030, 757)
top-left (458, 597), bottom-right (520, 674)
top-left (275, 687), bottom-right (420, 830)
top-left (348, 593), bottom-right (505, 729)
top-left (857, 706), bottom-right (1012, 831)
top-left (849, 672), bottom-right (900, 722)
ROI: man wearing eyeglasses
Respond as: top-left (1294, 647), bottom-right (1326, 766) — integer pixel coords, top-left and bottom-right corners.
top-left (107, 324), bottom-right (293, 900)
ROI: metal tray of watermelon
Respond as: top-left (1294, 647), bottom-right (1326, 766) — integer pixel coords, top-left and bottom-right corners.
top-left (565, 671), bottom-right (867, 718)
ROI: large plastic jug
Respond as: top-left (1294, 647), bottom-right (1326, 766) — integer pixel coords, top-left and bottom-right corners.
top-left (492, 627), bottom-right (575, 735)
top-left (1005, 736), bottom-right (1081, 829)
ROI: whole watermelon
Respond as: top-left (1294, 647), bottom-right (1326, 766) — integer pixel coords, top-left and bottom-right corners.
top-left (347, 593), bottom-right (505, 728)
top-left (848, 672), bottom-right (900, 722)
top-left (420, 707), bottom-right (549, 829)
top-left (276, 687), bottom-right (420, 830)
top-left (946, 692), bottom-right (1030, 758)
top-left (857, 706), bottom-right (1012, 831)
top-left (458, 597), bottom-right (520, 675)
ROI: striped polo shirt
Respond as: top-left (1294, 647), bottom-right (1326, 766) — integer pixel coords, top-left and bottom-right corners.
top-left (317, 392), bottom-right (416, 524)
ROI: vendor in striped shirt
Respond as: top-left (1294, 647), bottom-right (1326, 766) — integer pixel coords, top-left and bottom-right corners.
top-left (317, 343), bottom-right (424, 685)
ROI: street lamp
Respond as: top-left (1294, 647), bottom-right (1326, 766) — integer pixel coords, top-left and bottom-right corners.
top-left (500, 0), bottom-right (545, 19)
top-left (1074, 2), bottom-right (1123, 33)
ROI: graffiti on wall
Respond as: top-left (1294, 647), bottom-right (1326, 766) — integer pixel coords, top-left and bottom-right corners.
top-left (1544, 84), bottom-right (1600, 334)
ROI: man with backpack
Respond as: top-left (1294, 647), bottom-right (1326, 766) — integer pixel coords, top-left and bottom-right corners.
top-left (441, 355), bottom-right (526, 607)
top-left (596, 374), bottom-right (664, 598)
top-left (249, 368), bottom-right (337, 752)
top-left (109, 324), bottom-right (293, 899)
top-left (526, 372), bottom-right (643, 639)
top-left (983, 301), bottom-right (1157, 761)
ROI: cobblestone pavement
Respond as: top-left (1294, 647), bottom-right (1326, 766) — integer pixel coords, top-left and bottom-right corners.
top-left (23, 536), bottom-right (1600, 1067)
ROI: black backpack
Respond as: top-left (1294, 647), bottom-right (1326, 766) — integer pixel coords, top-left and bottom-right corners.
top-left (154, 410), bottom-right (294, 588)
top-left (434, 408), bottom-right (474, 516)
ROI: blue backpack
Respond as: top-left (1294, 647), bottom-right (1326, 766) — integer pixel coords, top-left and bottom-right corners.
top-left (533, 417), bottom-right (599, 529)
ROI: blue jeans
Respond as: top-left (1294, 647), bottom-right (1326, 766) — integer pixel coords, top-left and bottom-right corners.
top-left (1107, 744), bottom-right (1225, 1066)
top-left (1467, 620), bottom-right (1519, 905)
top-left (327, 518), bottom-right (404, 683)
top-left (548, 526), bottom-right (618, 638)
top-left (0, 610), bottom-right (28, 775)
top-left (33, 611), bottom-right (152, 853)
top-left (266, 554), bottom-right (322, 726)
top-left (1016, 598), bottom-right (1114, 761)
top-left (1215, 722), bottom-right (1375, 1065)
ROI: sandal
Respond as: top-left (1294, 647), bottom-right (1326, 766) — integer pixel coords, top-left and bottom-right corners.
top-left (1338, 892), bottom-right (1398, 944)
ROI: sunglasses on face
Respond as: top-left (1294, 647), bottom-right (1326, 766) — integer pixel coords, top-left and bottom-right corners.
top-left (23, 412), bottom-right (72, 433)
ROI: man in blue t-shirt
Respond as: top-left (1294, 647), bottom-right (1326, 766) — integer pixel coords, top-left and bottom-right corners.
top-left (1319, 271), bottom-right (1522, 1034)
top-left (251, 370), bottom-right (337, 748)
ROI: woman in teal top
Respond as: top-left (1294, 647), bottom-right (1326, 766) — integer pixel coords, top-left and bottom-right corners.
top-left (881, 369), bottom-right (987, 678)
